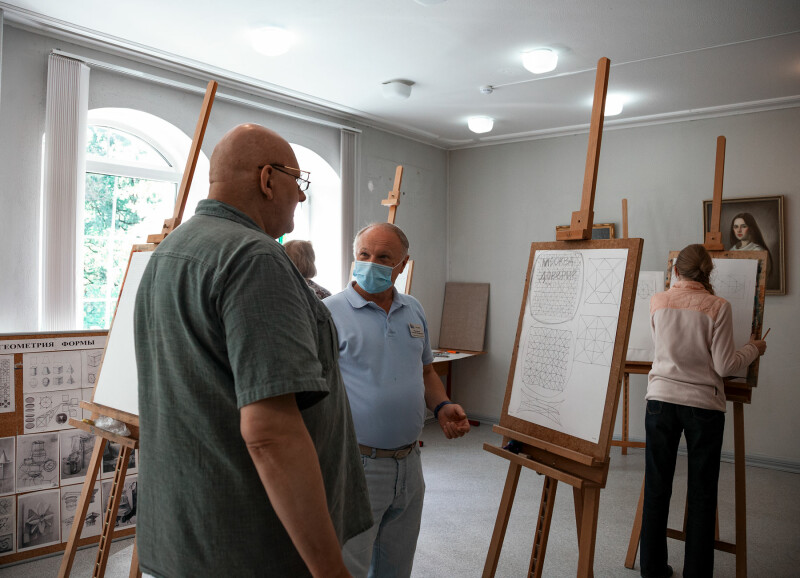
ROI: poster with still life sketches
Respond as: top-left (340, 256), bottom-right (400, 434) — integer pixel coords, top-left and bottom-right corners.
top-left (0, 437), bottom-right (15, 496)
top-left (61, 481), bottom-right (102, 542)
top-left (507, 248), bottom-right (629, 443)
top-left (0, 355), bottom-right (14, 414)
top-left (670, 257), bottom-right (758, 378)
top-left (59, 429), bottom-right (96, 486)
top-left (22, 389), bottom-right (83, 434)
top-left (16, 433), bottom-right (59, 493)
top-left (102, 443), bottom-right (137, 479)
top-left (102, 475), bottom-right (137, 529)
top-left (23, 348), bottom-right (104, 394)
top-left (17, 488), bottom-right (60, 552)
top-left (0, 495), bottom-right (15, 556)
top-left (626, 271), bottom-right (665, 363)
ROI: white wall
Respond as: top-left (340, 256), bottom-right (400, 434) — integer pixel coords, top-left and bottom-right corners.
top-left (0, 25), bottom-right (448, 340)
top-left (448, 108), bottom-right (800, 467)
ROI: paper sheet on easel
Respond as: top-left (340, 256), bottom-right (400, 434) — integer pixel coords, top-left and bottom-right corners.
top-left (626, 271), bottom-right (664, 363)
top-left (92, 250), bottom-right (153, 416)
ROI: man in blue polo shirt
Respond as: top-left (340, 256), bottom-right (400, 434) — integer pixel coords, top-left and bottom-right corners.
top-left (324, 222), bottom-right (470, 577)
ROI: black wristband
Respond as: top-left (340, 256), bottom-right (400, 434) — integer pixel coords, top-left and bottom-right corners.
top-left (433, 400), bottom-right (454, 420)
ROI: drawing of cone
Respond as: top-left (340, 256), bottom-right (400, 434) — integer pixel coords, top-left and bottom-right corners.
top-left (0, 450), bottom-right (11, 480)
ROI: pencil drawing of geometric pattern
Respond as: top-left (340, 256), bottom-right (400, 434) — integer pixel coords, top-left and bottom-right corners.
top-left (517, 396), bottom-right (564, 426)
top-left (574, 315), bottom-right (617, 366)
top-left (530, 252), bottom-right (583, 323)
top-left (584, 258), bottom-right (625, 305)
top-left (520, 327), bottom-right (573, 396)
top-left (637, 280), bottom-right (656, 300)
top-left (711, 272), bottom-right (745, 299)
top-left (0, 358), bottom-right (11, 409)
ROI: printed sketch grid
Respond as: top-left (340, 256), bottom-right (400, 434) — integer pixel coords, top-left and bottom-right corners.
top-left (509, 248), bottom-right (629, 442)
top-left (0, 356), bottom-right (13, 413)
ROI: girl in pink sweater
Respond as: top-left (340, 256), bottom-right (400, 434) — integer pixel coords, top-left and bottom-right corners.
top-left (639, 244), bottom-right (766, 578)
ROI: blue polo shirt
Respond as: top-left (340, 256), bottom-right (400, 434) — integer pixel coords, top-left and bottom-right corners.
top-left (324, 283), bottom-right (434, 449)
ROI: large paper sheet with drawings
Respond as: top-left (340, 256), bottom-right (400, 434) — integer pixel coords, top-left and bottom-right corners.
top-left (626, 271), bottom-right (665, 362)
top-left (508, 248), bottom-right (628, 443)
top-left (670, 258), bottom-right (758, 378)
top-left (92, 250), bottom-right (153, 416)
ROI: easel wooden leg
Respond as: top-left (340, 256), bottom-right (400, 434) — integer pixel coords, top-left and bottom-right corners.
top-left (529, 476), bottom-right (558, 578)
top-left (93, 445), bottom-right (132, 578)
top-left (572, 487), bottom-right (595, 578)
top-left (129, 539), bottom-right (142, 578)
top-left (622, 373), bottom-right (630, 455)
top-left (576, 485), bottom-right (601, 578)
top-left (733, 402), bottom-right (747, 577)
top-left (482, 462), bottom-right (522, 578)
top-left (59, 436), bottom-right (108, 578)
top-left (624, 475), bottom-right (645, 569)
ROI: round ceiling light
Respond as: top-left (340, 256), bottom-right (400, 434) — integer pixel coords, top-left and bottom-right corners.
top-left (604, 94), bottom-right (625, 116)
top-left (467, 116), bottom-right (494, 134)
top-left (382, 80), bottom-right (413, 100)
top-left (251, 26), bottom-right (295, 56)
top-left (521, 48), bottom-right (558, 74)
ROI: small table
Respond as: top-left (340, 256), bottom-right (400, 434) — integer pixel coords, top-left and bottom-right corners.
top-left (432, 349), bottom-right (486, 399)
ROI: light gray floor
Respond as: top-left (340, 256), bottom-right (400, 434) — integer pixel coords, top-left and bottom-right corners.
top-left (3, 422), bottom-right (798, 577)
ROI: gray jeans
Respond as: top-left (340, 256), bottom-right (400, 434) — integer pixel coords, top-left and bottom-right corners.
top-left (343, 445), bottom-right (425, 578)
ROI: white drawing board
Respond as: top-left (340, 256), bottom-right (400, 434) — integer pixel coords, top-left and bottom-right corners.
top-left (669, 257), bottom-right (758, 378)
top-left (626, 271), bottom-right (665, 363)
top-left (507, 247), bottom-right (629, 443)
top-left (91, 248), bottom-right (154, 416)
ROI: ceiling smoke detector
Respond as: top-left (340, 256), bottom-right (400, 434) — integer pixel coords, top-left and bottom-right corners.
top-left (382, 80), bottom-right (414, 100)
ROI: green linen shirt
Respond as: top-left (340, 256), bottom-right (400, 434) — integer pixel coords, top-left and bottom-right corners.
top-left (134, 199), bottom-right (371, 577)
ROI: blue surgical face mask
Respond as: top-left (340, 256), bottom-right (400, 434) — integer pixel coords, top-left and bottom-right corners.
top-left (353, 260), bottom-right (402, 294)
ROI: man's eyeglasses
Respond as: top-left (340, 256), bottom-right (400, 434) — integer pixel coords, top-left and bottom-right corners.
top-left (259, 164), bottom-right (312, 192)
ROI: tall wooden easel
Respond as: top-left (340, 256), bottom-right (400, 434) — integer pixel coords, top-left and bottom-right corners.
top-left (381, 165), bottom-right (404, 225)
top-left (379, 165), bottom-right (415, 293)
top-left (58, 80), bottom-right (217, 578)
top-left (624, 135), bottom-right (768, 577)
top-left (483, 58), bottom-right (643, 577)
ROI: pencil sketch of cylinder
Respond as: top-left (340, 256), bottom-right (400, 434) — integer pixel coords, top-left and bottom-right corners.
top-left (529, 251), bottom-right (583, 324)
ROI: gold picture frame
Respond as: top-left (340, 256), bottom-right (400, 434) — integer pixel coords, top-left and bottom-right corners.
top-left (703, 195), bottom-right (785, 295)
top-left (555, 223), bottom-right (615, 240)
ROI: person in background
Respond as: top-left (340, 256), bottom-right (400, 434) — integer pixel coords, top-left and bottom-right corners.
top-left (640, 244), bottom-right (767, 578)
top-left (324, 222), bottom-right (470, 578)
top-left (285, 239), bottom-right (332, 299)
top-left (134, 123), bottom-right (371, 578)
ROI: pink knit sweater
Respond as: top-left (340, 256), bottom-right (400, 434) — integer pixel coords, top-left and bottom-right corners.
top-left (646, 280), bottom-right (759, 412)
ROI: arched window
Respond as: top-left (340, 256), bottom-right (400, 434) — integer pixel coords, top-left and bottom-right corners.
top-left (284, 144), bottom-right (342, 294)
top-left (80, 109), bottom-right (209, 328)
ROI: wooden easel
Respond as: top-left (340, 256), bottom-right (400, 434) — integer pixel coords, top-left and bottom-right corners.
top-left (381, 165), bottom-right (404, 225)
top-left (611, 199), bottom-right (647, 455)
top-left (483, 57), bottom-right (643, 577)
top-left (624, 135), bottom-right (768, 577)
top-left (58, 79), bottom-right (217, 578)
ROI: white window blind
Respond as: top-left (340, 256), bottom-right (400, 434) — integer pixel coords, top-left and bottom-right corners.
top-left (41, 53), bottom-right (90, 330)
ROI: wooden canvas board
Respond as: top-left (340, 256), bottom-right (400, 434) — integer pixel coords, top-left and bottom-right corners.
top-left (500, 238), bottom-right (642, 461)
top-left (626, 271), bottom-right (666, 363)
top-left (438, 282), bottom-right (490, 352)
top-left (91, 246), bottom-right (155, 418)
top-left (667, 250), bottom-right (767, 383)
top-left (556, 223), bottom-right (615, 240)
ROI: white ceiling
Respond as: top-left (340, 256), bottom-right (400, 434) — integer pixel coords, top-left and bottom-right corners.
top-left (2, 0), bottom-right (800, 148)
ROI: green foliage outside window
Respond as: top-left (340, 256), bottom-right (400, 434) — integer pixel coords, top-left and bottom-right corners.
top-left (81, 126), bottom-right (176, 329)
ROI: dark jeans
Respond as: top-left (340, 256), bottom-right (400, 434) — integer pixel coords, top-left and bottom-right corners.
top-left (640, 400), bottom-right (724, 578)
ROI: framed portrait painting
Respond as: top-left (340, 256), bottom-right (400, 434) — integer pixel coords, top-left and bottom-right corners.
top-left (555, 223), bottom-right (615, 240)
top-left (703, 195), bottom-right (785, 294)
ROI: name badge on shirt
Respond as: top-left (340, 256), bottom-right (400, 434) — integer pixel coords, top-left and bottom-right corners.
top-left (409, 323), bottom-right (425, 338)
